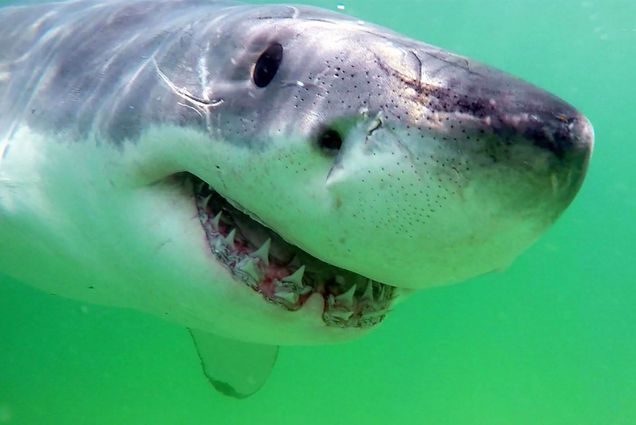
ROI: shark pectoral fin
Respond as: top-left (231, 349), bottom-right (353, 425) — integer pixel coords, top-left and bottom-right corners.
top-left (188, 328), bottom-right (279, 399)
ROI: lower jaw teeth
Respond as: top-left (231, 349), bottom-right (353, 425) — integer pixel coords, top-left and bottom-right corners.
top-left (326, 309), bottom-right (354, 323)
top-left (194, 182), bottom-right (394, 329)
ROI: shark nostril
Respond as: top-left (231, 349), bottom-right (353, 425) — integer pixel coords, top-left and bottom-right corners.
top-left (317, 128), bottom-right (343, 155)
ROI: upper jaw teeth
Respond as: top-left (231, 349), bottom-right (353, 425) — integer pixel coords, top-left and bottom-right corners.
top-left (250, 238), bottom-right (271, 266)
top-left (335, 284), bottom-right (356, 310)
top-left (282, 265), bottom-right (305, 286)
top-left (211, 211), bottom-right (222, 230)
top-left (192, 176), bottom-right (394, 329)
top-left (235, 257), bottom-right (262, 288)
top-left (224, 228), bottom-right (237, 247)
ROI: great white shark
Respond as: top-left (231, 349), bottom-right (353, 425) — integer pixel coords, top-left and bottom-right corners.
top-left (0, 0), bottom-right (593, 397)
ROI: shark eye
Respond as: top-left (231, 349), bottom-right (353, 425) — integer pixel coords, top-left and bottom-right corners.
top-left (317, 128), bottom-right (343, 154)
top-left (253, 43), bottom-right (283, 88)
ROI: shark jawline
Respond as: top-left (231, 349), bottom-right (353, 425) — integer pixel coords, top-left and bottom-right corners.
top-left (186, 173), bottom-right (394, 329)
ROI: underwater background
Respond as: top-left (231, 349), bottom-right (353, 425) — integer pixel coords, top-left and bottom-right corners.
top-left (1, 0), bottom-right (635, 424)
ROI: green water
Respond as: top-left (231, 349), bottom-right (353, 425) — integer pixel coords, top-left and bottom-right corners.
top-left (1, 0), bottom-right (635, 424)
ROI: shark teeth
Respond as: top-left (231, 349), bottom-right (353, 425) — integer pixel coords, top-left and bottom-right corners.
top-left (335, 284), bottom-right (356, 310)
top-left (250, 238), bottom-right (270, 267)
top-left (202, 193), bottom-right (213, 206)
top-left (282, 265), bottom-right (305, 286)
top-left (321, 279), bottom-right (394, 328)
top-left (272, 266), bottom-right (311, 307)
top-left (328, 310), bottom-right (354, 322)
top-left (211, 211), bottom-right (222, 230)
top-left (192, 174), bottom-right (395, 329)
top-left (361, 280), bottom-right (375, 303)
top-left (273, 284), bottom-right (300, 307)
top-left (324, 294), bottom-right (355, 325)
top-left (235, 257), bottom-right (262, 288)
top-left (224, 228), bottom-right (236, 248)
top-left (212, 235), bottom-right (227, 254)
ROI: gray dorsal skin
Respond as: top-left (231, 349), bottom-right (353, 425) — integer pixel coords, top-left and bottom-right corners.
top-left (0, 1), bottom-right (593, 398)
top-left (0, 0), bottom-right (239, 142)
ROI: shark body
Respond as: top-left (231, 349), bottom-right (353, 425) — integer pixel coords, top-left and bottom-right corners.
top-left (0, 0), bottom-right (593, 397)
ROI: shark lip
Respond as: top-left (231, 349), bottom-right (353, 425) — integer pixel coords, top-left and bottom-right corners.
top-left (187, 174), bottom-right (394, 329)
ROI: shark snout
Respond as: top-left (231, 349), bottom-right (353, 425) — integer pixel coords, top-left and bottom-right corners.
top-left (405, 48), bottom-right (594, 165)
top-left (405, 58), bottom-right (595, 194)
top-left (478, 88), bottom-right (594, 201)
top-left (490, 104), bottom-right (594, 162)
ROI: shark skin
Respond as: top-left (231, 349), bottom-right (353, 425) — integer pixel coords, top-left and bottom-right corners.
top-left (0, 0), bottom-right (593, 397)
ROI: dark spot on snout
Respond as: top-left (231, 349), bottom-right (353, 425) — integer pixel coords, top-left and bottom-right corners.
top-left (518, 112), bottom-right (584, 159)
top-left (410, 80), bottom-right (584, 159)
top-left (378, 51), bottom-right (588, 160)
top-left (418, 84), bottom-right (496, 119)
top-left (472, 109), bottom-right (584, 160)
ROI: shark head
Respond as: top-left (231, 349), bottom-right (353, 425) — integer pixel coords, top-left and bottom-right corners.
top-left (141, 5), bottom-right (593, 340)
top-left (0, 2), bottom-right (592, 348)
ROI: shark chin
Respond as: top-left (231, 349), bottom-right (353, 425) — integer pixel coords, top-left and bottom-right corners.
top-left (0, 0), bottom-right (593, 398)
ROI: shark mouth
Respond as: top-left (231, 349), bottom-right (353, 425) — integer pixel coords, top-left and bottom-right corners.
top-left (189, 175), bottom-right (394, 329)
